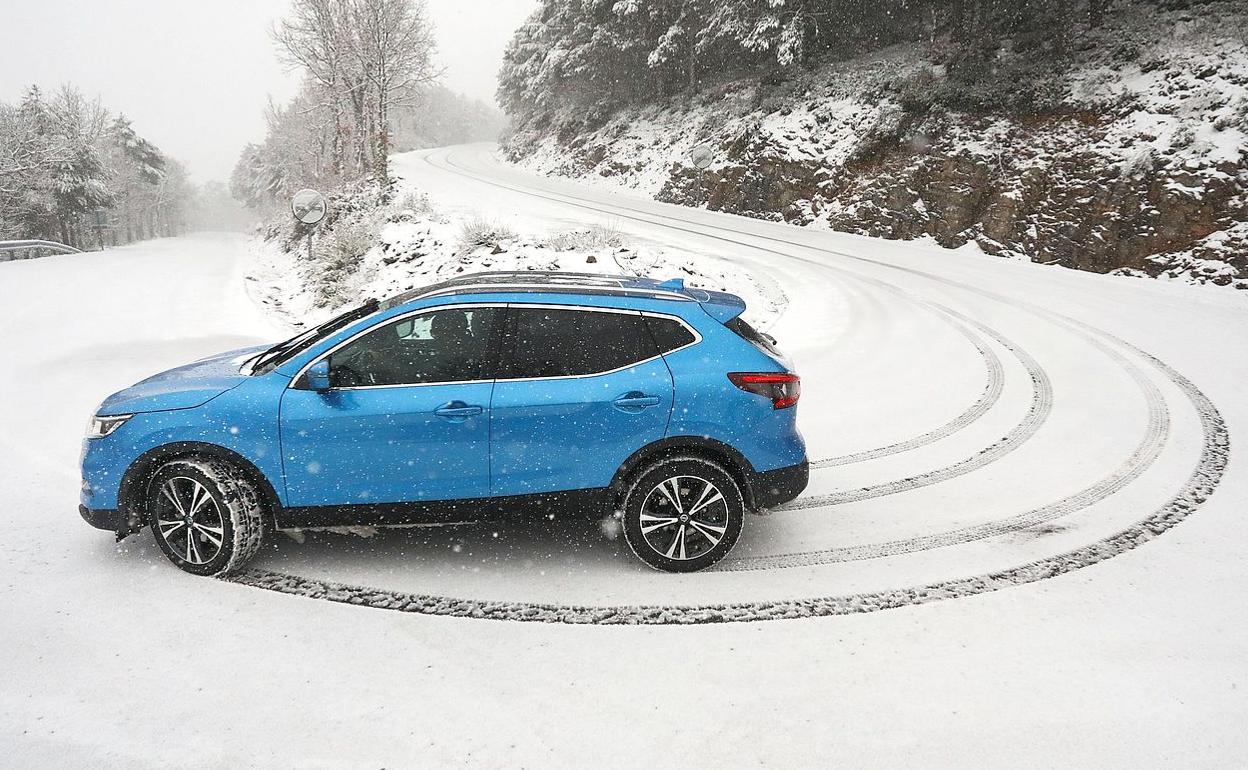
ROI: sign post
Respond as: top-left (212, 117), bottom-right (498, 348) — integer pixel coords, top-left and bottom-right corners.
top-left (290, 188), bottom-right (328, 260)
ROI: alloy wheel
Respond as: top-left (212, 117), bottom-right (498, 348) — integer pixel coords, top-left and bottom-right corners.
top-left (153, 476), bottom-right (226, 566)
top-left (639, 475), bottom-right (730, 561)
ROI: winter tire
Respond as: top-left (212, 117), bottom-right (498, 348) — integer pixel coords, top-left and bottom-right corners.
top-left (147, 458), bottom-right (266, 577)
top-left (621, 456), bottom-right (745, 573)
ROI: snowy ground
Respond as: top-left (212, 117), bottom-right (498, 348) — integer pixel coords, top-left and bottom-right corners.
top-left (2, 148), bottom-right (1247, 767)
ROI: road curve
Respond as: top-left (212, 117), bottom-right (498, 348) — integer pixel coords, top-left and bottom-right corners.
top-left (228, 145), bottom-right (1235, 622)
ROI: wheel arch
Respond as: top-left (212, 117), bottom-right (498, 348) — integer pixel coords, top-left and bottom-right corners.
top-left (609, 436), bottom-right (758, 510)
top-left (119, 441), bottom-right (282, 528)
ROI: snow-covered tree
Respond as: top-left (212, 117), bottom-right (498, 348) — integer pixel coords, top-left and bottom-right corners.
top-left (0, 85), bottom-right (191, 249)
top-left (271, 0), bottom-right (439, 184)
top-left (497, 0), bottom-right (1102, 126)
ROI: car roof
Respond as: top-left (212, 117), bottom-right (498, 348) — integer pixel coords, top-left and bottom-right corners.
top-left (380, 271), bottom-right (704, 308)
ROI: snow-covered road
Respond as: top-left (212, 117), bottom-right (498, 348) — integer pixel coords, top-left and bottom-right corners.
top-left (2, 149), bottom-right (1247, 767)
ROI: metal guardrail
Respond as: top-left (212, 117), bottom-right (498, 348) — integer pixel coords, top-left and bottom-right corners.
top-left (0, 240), bottom-right (83, 262)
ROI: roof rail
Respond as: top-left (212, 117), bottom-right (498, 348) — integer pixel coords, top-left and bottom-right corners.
top-left (380, 270), bottom-right (701, 307)
top-left (416, 282), bottom-right (694, 302)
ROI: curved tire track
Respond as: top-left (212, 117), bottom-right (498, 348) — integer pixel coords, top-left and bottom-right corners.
top-left (722, 324), bottom-right (1171, 569)
top-left (226, 345), bottom-right (1221, 623)
top-left (226, 348), bottom-right (1223, 624)
top-left (790, 309), bottom-right (1051, 508)
top-left (811, 307), bottom-right (1006, 469)
top-left (222, 148), bottom-right (1230, 624)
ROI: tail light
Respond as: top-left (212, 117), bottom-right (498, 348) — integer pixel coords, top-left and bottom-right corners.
top-left (728, 372), bottom-right (800, 409)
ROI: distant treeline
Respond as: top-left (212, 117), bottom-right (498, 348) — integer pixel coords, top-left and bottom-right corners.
top-left (0, 85), bottom-right (193, 249)
top-left (499, 0), bottom-right (1125, 117)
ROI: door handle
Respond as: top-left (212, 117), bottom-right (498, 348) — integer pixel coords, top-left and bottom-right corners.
top-left (613, 393), bottom-right (661, 411)
top-left (434, 402), bottom-right (483, 419)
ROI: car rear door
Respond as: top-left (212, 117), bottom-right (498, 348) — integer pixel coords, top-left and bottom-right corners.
top-left (489, 304), bottom-right (674, 497)
top-left (279, 305), bottom-right (501, 511)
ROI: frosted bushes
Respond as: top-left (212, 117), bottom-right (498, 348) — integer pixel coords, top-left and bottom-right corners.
top-left (541, 223), bottom-right (625, 251)
top-left (456, 217), bottom-right (517, 253)
top-left (309, 213), bottom-right (382, 308)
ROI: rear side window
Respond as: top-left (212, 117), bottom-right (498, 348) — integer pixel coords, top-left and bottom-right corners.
top-left (501, 307), bottom-right (658, 378)
top-left (725, 316), bottom-right (780, 356)
top-left (645, 315), bottom-right (696, 354)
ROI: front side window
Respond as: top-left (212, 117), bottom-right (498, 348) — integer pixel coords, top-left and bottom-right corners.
top-left (501, 307), bottom-right (658, 379)
top-left (327, 307), bottom-right (499, 387)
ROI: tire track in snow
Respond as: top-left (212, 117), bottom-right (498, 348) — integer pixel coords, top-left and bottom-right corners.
top-left (221, 148), bottom-right (1229, 623)
top-left (227, 343), bottom-right (1222, 624)
top-left (810, 308), bottom-right (1006, 469)
top-left (427, 150), bottom-right (1187, 540)
top-left (789, 308), bottom-right (1050, 507)
top-left (721, 324), bottom-right (1170, 569)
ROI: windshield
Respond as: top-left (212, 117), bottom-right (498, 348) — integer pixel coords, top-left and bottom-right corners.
top-left (247, 300), bottom-right (380, 375)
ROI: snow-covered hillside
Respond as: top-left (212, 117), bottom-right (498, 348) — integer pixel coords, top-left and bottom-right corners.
top-left (505, 0), bottom-right (1248, 291)
top-left (247, 177), bottom-right (781, 330)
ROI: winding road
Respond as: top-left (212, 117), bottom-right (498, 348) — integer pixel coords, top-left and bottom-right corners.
top-left (2, 145), bottom-right (1246, 767)
top-left (234, 145), bottom-right (1237, 621)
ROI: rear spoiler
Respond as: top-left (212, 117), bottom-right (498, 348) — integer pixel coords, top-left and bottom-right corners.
top-left (655, 278), bottom-right (746, 323)
top-left (695, 291), bottom-right (747, 322)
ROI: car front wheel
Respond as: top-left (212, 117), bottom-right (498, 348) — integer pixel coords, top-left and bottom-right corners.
top-left (147, 458), bottom-right (265, 576)
top-left (620, 456), bottom-right (745, 572)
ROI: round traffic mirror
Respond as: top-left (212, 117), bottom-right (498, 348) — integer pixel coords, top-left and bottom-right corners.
top-left (291, 189), bottom-right (328, 225)
top-left (689, 144), bottom-right (714, 170)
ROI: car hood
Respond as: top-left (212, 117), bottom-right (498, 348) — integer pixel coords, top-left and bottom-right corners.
top-left (96, 344), bottom-right (268, 416)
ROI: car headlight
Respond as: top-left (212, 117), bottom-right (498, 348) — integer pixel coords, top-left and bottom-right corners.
top-left (86, 414), bottom-right (132, 439)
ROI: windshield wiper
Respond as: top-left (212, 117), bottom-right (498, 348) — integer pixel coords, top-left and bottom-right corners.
top-left (245, 337), bottom-right (300, 374)
top-left (248, 299), bottom-right (380, 376)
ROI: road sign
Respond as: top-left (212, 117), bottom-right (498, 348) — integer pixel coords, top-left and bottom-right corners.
top-left (689, 144), bottom-right (714, 170)
top-left (291, 189), bottom-right (327, 225)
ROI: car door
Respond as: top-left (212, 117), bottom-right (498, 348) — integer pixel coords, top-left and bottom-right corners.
top-left (279, 305), bottom-right (502, 511)
top-left (489, 305), bottom-right (674, 497)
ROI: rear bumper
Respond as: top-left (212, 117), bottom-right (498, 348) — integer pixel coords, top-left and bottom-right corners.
top-left (750, 461), bottom-right (809, 510)
top-left (79, 504), bottom-right (124, 531)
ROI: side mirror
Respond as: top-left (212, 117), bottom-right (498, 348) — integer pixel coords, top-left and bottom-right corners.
top-left (305, 359), bottom-right (332, 392)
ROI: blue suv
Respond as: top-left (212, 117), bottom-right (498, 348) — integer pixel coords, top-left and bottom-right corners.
top-left (80, 272), bottom-right (808, 574)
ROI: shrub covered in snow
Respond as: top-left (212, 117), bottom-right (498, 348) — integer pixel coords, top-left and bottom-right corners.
top-left (247, 179), bottom-right (780, 328)
top-left (456, 218), bottom-right (518, 253)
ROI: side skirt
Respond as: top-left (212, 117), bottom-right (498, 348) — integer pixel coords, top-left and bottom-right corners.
top-left (274, 487), bottom-right (613, 530)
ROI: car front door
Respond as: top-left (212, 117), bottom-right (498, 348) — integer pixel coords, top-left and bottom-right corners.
top-left (279, 305), bottom-right (502, 512)
top-left (489, 305), bottom-right (675, 497)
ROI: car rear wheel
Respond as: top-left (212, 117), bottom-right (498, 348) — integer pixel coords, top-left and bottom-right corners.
top-left (147, 458), bottom-right (265, 577)
top-left (620, 456), bottom-right (744, 572)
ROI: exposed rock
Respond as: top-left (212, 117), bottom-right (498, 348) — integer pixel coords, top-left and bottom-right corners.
top-left (505, 1), bottom-right (1248, 292)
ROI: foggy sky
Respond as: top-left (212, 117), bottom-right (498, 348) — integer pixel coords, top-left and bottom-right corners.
top-left (0, 0), bottom-right (538, 184)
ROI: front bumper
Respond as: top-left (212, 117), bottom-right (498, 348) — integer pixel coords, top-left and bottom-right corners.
top-left (750, 460), bottom-right (809, 510)
top-left (79, 504), bottom-right (123, 531)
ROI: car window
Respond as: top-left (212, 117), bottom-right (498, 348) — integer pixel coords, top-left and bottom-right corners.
top-left (725, 316), bottom-right (780, 356)
top-left (501, 307), bottom-right (658, 379)
top-left (328, 307), bottom-right (499, 387)
top-left (644, 315), bottom-right (696, 354)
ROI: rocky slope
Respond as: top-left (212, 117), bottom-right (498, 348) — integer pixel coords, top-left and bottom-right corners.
top-left (504, 1), bottom-right (1248, 291)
